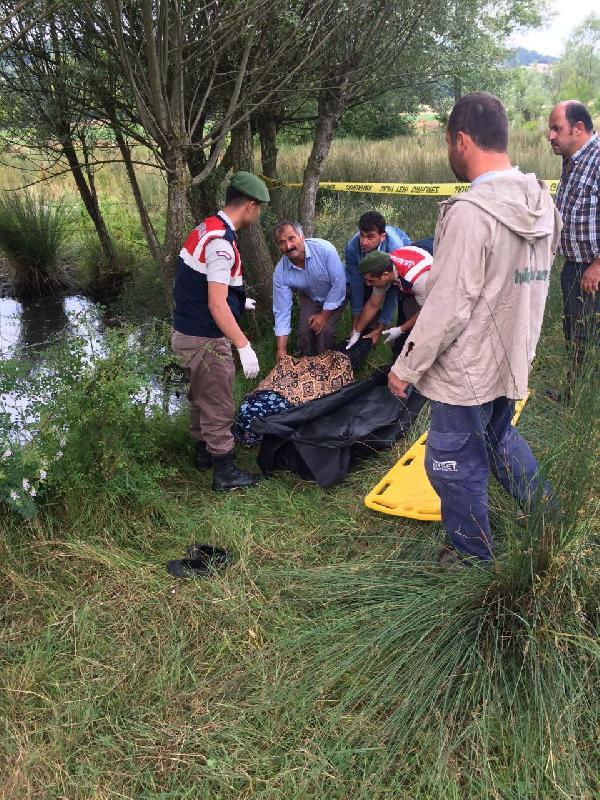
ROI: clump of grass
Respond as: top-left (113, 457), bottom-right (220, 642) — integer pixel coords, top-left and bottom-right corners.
top-left (0, 190), bottom-right (70, 299)
top-left (262, 335), bottom-right (599, 798)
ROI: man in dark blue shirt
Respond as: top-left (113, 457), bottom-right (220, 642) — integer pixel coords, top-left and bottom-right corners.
top-left (345, 211), bottom-right (411, 344)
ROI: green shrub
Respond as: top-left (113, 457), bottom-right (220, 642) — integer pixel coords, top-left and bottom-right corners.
top-left (1, 314), bottom-right (176, 519)
top-left (0, 190), bottom-right (70, 298)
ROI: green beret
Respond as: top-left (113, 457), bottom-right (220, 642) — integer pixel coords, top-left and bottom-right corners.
top-left (357, 250), bottom-right (393, 274)
top-left (228, 171), bottom-right (270, 202)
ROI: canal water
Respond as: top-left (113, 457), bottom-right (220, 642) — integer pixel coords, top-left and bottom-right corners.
top-left (0, 290), bottom-right (183, 441)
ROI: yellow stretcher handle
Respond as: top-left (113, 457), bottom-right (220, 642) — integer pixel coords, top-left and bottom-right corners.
top-left (364, 395), bottom-right (530, 521)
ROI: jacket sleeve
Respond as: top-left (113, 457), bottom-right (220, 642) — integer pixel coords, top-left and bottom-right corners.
top-left (345, 240), bottom-right (365, 316)
top-left (391, 201), bottom-right (490, 384)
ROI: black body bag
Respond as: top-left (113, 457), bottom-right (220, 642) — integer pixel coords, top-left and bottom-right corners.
top-left (252, 366), bottom-right (426, 488)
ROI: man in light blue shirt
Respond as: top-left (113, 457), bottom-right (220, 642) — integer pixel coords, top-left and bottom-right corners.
top-left (345, 210), bottom-right (411, 344)
top-left (273, 221), bottom-right (347, 358)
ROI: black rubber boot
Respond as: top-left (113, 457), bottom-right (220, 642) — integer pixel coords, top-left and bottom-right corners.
top-left (211, 450), bottom-right (261, 491)
top-left (194, 441), bottom-right (212, 471)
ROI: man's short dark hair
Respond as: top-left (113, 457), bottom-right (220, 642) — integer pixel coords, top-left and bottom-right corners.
top-left (225, 186), bottom-right (257, 207)
top-left (447, 92), bottom-right (509, 152)
top-left (565, 101), bottom-right (594, 133)
top-left (358, 211), bottom-right (386, 234)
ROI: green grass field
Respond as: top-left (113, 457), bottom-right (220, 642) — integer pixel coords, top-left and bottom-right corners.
top-left (0, 132), bottom-right (598, 799)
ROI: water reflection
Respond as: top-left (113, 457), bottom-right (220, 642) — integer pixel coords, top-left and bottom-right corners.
top-left (1, 293), bottom-right (183, 440)
top-left (0, 297), bottom-right (22, 358)
top-left (18, 296), bottom-right (70, 354)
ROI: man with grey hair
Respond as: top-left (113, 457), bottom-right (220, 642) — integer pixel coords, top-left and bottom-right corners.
top-left (273, 221), bottom-right (347, 359)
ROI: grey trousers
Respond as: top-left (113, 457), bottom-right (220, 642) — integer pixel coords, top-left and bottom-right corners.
top-left (297, 295), bottom-right (346, 355)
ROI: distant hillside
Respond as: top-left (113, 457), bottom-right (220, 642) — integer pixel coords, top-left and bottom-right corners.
top-left (507, 47), bottom-right (558, 67)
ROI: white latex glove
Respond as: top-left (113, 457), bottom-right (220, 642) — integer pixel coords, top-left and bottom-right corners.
top-left (237, 343), bottom-right (260, 379)
top-left (345, 329), bottom-right (361, 350)
top-left (382, 326), bottom-right (403, 345)
top-left (245, 298), bottom-right (256, 311)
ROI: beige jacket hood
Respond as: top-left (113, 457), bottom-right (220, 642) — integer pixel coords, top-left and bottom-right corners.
top-left (391, 171), bottom-right (562, 404)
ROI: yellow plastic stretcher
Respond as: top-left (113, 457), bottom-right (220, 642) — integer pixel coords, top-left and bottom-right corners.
top-left (364, 394), bottom-right (530, 521)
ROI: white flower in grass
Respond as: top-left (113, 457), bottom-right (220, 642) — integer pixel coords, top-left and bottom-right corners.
top-left (10, 490), bottom-right (18, 501)
top-left (22, 478), bottom-right (30, 491)
top-left (30, 487), bottom-right (37, 497)
top-left (57, 450), bottom-right (63, 458)
top-left (2, 449), bottom-right (11, 459)
top-left (39, 469), bottom-right (47, 480)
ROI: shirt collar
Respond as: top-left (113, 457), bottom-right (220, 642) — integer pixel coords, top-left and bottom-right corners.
top-left (569, 132), bottom-right (599, 163)
top-left (217, 210), bottom-right (236, 232)
top-left (471, 167), bottom-right (518, 187)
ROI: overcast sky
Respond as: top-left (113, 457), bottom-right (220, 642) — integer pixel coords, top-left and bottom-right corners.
top-left (510, 0), bottom-right (598, 57)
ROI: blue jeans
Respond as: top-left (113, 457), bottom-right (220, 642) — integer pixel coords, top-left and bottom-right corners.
top-left (425, 398), bottom-right (552, 561)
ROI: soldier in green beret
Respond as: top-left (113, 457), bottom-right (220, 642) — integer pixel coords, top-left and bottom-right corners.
top-left (171, 171), bottom-right (270, 491)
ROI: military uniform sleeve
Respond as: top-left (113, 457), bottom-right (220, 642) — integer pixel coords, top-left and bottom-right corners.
top-left (204, 238), bottom-right (235, 284)
top-left (411, 272), bottom-right (428, 306)
top-left (391, 201), bottom-right (491, 384)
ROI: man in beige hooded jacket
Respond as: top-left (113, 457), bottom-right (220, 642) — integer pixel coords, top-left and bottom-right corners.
top-left (389, 93), bottom-right (562, 566)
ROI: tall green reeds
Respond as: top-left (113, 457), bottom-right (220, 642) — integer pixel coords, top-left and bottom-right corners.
top-left (0, 191), bottom-right (69, 298)
top-left (265, 336), bottom-right (598, 797)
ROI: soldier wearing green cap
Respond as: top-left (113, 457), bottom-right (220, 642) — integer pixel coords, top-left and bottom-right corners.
top-left (171, 171), bottom-right (270, 491)
top-left (345, 244), bottom-right (433, 355)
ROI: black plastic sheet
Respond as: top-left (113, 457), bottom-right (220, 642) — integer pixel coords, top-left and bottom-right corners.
top-left (252, 366), bottom-right (426, 488)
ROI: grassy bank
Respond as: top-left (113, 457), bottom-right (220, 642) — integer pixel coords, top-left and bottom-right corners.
top-left (0, 132), bottom-right (598, 798)
top-left (1, 266), bottom-right (598, 799)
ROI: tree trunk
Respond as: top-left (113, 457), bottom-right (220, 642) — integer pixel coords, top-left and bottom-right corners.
top-left (113, 123), bottom-right (162, 264)
top-left (61, 138), bottom-right (118, 271)
top-left (161, 146), bottom-right (189, 302)
top-left (298, 82), bottom-right (346, 236)
top-left (453, 75), bottom-right (462, 103)
top-left (256, 111), bottom-right (284, 221)
top-left (230, 120), bottom-right (274, 309)
top-left (187, 143), bottom-right (234, 223)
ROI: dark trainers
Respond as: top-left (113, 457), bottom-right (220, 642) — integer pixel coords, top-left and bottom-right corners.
top-left (438, 544), bottom-right (469, 571)
top-left (167, 545), bottom-right (233, 578)
top-left (194, 441), bottom-right (212, 471)
top-left (211, 450), bottom-right (261, 491)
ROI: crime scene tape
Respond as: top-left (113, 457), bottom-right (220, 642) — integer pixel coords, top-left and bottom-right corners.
top-left (261, 175), bottom-right (559, 196)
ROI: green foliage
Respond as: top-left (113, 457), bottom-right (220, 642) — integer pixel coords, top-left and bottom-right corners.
top-left (550, 14), bottom-right (600, 112)
top-left (40, 325), bottom-right (174, 512)
top-left (505, 66), bottom-right (553, 125)
top-left (1, 314), bottom-right (176, 520)
top-left (0, 190), bottom-right (70, 299)
top-left (337, 96), bottom-right (415, 140)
